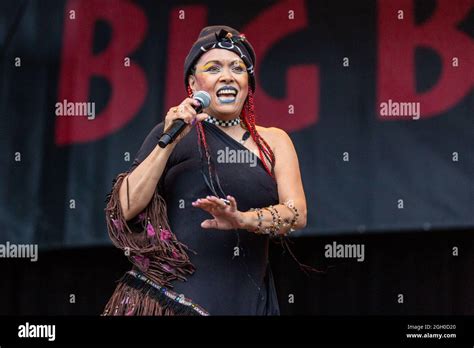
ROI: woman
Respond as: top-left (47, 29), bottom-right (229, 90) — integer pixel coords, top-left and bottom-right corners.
top-left (102, 25), bottom-right (308, 316)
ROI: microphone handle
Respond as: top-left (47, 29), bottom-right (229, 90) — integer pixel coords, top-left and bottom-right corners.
top-left (158, 119), bottom-right (186, 148)
top-left (158, 101), bottom-right (204, 148)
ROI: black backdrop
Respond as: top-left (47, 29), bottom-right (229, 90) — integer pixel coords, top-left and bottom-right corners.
top-left (1, 230), bottom-right (474, 315)
top-left (0, 0), bottom-right (473, 316)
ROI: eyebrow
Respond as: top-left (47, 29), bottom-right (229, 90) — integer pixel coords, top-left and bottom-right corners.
top-left (203, 59), bottom-right (245, 65)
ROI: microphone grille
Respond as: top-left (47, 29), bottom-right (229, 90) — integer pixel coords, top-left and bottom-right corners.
top-left (194, 91), bottom-right (211, 108)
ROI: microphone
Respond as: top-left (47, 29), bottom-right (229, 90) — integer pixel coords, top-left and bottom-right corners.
top-left (158, 91), bottom-right (211, 148)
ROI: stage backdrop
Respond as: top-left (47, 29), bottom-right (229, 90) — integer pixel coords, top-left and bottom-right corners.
top-left (0, 0), bottom-right (472, 248)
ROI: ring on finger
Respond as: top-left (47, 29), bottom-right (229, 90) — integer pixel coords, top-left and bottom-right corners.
top-left (220, 198), bottom-right (231, 206)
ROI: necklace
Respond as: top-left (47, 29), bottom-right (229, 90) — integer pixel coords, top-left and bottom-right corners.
top-left (240, 131), bottom-right (250, 144)
top-left (204, 115), bottom-right (240, 127)
top-left (204, 115), bottom-right (250, 144)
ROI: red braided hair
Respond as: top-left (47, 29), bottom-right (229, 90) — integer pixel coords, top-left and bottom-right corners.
top-left (187, 86), bottom-right (275, 179)
top-left (240, 88), bottom-right (275, 178)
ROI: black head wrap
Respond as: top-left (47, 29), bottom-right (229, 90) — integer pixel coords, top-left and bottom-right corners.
top-left (183, 25), bottom-right (256, 92)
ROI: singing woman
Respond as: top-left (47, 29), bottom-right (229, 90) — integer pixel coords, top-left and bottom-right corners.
top-left (103, 25), bottom-right (308, 316)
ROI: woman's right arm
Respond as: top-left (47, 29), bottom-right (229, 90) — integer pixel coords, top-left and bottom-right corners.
top-left (119, 142), bottom-right (175, 221)
top-left (119, 97), bottom-right (208, 221)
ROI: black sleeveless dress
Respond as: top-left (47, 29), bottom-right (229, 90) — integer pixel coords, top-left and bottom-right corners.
top-left (128, 121), bottom-right (280, 315)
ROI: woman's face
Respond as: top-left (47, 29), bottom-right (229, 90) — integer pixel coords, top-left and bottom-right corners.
top-left (188, 49), bottom-right (249, 120)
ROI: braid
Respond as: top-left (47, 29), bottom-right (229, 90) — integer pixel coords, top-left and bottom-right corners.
top-left (187, 85), bottom-right (222, 197)
top-left (241, 88), bottom-right (276, 178)
top-left (187, 86), bottom-right (211, 162)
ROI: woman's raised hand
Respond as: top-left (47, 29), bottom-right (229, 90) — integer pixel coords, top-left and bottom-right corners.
top-left (192, 195), bottom-right (244, 230)
top-left (164, 97), bottom-right (209, 144)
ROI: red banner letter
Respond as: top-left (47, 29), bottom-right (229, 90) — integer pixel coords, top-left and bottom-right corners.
top-left (378, 0), bottom-right (473, 119)
top-left (244, 0), bottom-right (319, 130)
top-left (56, 0), bottom-right (147, 145)
top-left (164, 6), bottom-right (207, 110)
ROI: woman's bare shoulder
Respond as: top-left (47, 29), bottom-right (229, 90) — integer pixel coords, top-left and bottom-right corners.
top-left (255, 125), bottom-right (292, 153)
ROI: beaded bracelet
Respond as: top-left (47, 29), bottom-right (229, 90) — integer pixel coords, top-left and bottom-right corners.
top-left (271, 206), bottom-right (283, 235)
top-left (282, 200), bottom-right (299, 233)
top-left (250, 207), bottom-right (277, 236)
top-left (249, 208), bottom-right (264, 234)
top-left (263, 205), bottom-right (282, 237)
top-left (249, 204), bottom-right (296, 236)
top-left (263, 207), bottom-right (276, 235)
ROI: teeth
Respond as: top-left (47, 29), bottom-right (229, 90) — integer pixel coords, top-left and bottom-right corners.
top-left (217, 89), bottom-right (237, 96)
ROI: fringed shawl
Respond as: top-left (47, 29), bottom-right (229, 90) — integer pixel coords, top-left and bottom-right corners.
top-left (102, 173), bottom-right (199, 316)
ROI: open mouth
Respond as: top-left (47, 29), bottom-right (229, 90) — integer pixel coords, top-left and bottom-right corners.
top-left (216, 86), bottom-right (238, 103)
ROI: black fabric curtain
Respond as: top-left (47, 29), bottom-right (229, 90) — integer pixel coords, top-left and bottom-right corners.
top-left (1, 0), bottom-right (473, 247)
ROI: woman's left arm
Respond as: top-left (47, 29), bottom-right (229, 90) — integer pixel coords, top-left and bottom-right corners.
top-left (239, 128), bottom-right (307, 234)
top-left (273, 127), bottom-right (307, 229)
